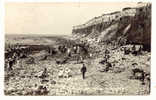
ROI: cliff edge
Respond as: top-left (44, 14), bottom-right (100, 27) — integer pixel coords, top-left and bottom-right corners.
top-left (72, 2), bottom-right (151, 51)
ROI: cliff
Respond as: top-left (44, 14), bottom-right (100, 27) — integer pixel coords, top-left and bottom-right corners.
top-left (72, 2), bottom-right (151, 51)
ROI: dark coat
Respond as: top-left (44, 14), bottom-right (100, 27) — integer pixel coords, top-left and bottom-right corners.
top-left (81, 64), bottom-right (87, 73)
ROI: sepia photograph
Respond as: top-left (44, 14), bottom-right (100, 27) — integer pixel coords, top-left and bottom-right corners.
top-left (4, 2), bottom-right (151, 96)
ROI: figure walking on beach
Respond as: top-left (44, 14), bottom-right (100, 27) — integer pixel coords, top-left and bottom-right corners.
top-left (81, 63), bottom-right (87, 79)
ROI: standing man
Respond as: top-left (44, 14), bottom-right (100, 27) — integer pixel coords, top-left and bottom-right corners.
top-left (81, 63), bottom-right (87, 79)
top-left (8, 58), bottom-right (13, 71)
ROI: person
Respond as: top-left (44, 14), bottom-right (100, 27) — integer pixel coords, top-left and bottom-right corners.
top-left (8, 59), bottom-right (14, 71)
top-left (73, 45), bottom-right (77, 54)
top-left (81, 63), bottom-right (87, 79)
top-left (39, 68), bottom-right (48, 79)
top-left (67, 48), bottom-right (71, 57)
top-left (79, 56), bottom-right (83, 63)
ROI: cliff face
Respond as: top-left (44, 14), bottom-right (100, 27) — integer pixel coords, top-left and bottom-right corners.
top-left (72, 3), bottom-right (151, 51)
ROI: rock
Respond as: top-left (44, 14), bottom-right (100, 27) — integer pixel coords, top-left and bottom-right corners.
top-left (129, 68), bottom-right (146, 84)
top-left (55, 57), bottom-right (69, 64)
top-left (34, 86), bottom-right (49, 95)
top-left (121, 57), bottom-right (126, 60)
top-left (99, 59), bottom-right (107, 64)
top-left (58, 67), bottom-right (72, 78)
top-left (39, 68), bottom-right (49, 79)
top-left (132, 63), bottom-right (138, 66)
top-left (25, 57), bottom-right (35, 64)
top-left (112, 67), bottom-right (125, 73)
top-left (41, 79), bottom-right (49, 84)
top-left (20, 54), bottom-right (27, 58)
top-left (51, 80), bottom-right (56, 84)
top-left (98, 62), bottom-right (112, 72)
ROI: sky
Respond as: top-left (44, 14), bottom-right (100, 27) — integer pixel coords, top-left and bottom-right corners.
top-left (5, 2), bottom-right (138, 35)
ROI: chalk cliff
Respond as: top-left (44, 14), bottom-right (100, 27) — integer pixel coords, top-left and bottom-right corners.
top-left (72, 2), bottom-right (151, 51)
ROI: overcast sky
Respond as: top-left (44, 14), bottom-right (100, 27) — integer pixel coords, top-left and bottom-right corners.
top-left (5, 2), bottom-right (138, 35)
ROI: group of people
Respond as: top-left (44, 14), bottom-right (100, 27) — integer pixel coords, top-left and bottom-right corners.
top-left (55, 43), bottom-right (89, 79)
top-left (5, 42), bottom-right (90, 80)
top-left (57, 44), bottom-right (82, 56)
